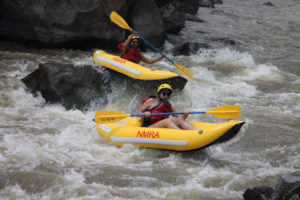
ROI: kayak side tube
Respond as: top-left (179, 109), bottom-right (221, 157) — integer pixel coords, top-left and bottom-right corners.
top-left (93, 50), bottom-right (180, 80)
top-left (96, 118), bottom-right (245, 151)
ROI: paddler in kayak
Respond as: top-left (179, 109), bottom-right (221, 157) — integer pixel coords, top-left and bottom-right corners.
top-left (118, 32), bottom-right (166, 64)
top-left (137, 84), bottom-right (197, 130)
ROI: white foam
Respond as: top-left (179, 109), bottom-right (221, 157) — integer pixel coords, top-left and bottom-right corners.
top-left (163, 40), bottom-right (175, 52)
top-left (190, 48), bottom-right (288, 83)
top-left (238, 63), bottom-right (284, 82)
top-left (72, 56), bottom-right (95, 66)
top-left (5, 88), bottom-right (45, 108)
top-left (0, 185), bottom-right (31, 200)
top-left (212, 48), bottom-right (255, 67)
top-left (191, 48), bottom-right (255, 67)
top-left (214, 82), bottom-right (258, 98)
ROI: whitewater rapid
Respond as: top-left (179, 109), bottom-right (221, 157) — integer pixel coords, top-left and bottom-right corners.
top-left (1, 0), bottom-right (300, 199)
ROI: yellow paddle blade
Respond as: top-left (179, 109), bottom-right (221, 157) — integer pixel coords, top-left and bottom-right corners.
top-left (175, 63), bottom-right (194, 80)
top-left (206, 105), bottom-right (241, 119)
top-left (110, 11), bottom-right (133, 31)
top-left (95, 110), bottom-right (130, 123)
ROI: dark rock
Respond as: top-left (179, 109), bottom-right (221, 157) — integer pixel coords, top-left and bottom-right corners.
top-left (22, 63), bottom-right (109, 110)
top-left (172, 42), bottom-right (210, 56)
top-left (159, 1), bottom-right (185, 34)
top-left (243, 186), bottom-right (274, 200)
top-left (263, 2), bottom-right (275, 6)
top-left (158, 0), bottom-right (180, 17)
top-left (199, 0), bottom-right (223, 8)
top-left (156, 0), bottom-right (200, 15)
top-left (283, 186), bottom-right (300, 200)
top-left (128, 0), bottom-right (165, 47)
top-left (154, 0), bottom-right (204, 34)
top-left (273, 171), bottom-right (300, 200)
top-left (21, 60), bottom-right (188, 110)
top-left (212, 0), bottom-right (223, 5)
top-left (212, 37), bottom-right (236, 46)
top-left (163, 11), bottom-right (186, 34)
top-left (177, 0), bottom-right (200, 15)
top-left (243, 171), bottom-right (300, 200)
top-left (196, 30), bottom-right (209, 34)
top-left (0, 0), bottom-right (126, 48)
top-left (0, 0), bottom-right (165, 49)
top-left (185, 14), bottom-right (205, 23)
top-left (0, 0), bottom-right (204, 49)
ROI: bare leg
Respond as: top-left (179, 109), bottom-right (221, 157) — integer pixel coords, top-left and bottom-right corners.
top-left (149, 118), bottom-right (180, 129)
top-left (172, 118), bottom-right (197, 130)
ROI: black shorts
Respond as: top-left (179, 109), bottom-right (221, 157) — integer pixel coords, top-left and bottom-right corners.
top-left (142, 121), bottom-right (155, 127)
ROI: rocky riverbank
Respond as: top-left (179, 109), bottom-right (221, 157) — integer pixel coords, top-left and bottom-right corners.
top-left (0, 0), bottom-right (222, 49)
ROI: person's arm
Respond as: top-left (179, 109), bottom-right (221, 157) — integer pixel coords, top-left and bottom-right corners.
top-left (182, 110), bottom-right (190, 120)
top-left (172, 107), bottom-right (190, 119)
top-left (122, 32), bottom-right (137, 53)
top-left (137, 99), bottom-right (154, 118)
top-left (140, 53), bottom-right (166, 64)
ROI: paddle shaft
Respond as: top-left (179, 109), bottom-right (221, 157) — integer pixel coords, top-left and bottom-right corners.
top-left (95, 105), bottom-right (241, 123)
top-left (135, 31), bottom-right (194, 80)
top-left (132, 111), bottom-right (205, 117)
top-left (135, 32), bottom-right (175, 65)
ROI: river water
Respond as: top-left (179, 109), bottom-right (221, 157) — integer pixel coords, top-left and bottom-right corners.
top-left (0, 0), bottom-right (299, 199)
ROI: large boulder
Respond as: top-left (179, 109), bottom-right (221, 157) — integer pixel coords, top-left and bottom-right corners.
top-left (243, 171), bottom-right (300, 200)
top-left (273, 171), bottom-right (300, 200)
top-left (163, 11), bottom-right (186, 34)
top-left (21, 63), bottom-right (110, 110)
top-left (155, 0), bottom-right (200, 16)
top-left (243, 186), bottom-right (274, 200)
top-left (157, 0), bottom-right (199, 34)
top-left (127, 0), bottom-right (165, 47)
top-left (156, 0), bottom-right (222, 34)
top-left (0, 0), bottom-right (203, 49)
top-left (21, 62), bottom-right (187, 110)
top-left (0, 0), bottom-right (124, 47)
top-left (0, 0), bottom-right (163, 48)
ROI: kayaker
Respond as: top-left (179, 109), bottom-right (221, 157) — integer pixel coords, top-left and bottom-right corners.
top-left (118, 32), bottom-right (165, 64)
top-left (137, 84), bottom-right (197, 130)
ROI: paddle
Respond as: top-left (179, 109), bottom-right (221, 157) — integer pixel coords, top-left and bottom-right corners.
top-left (95, 105), bottom-right (241, 123)
top-left (110, 11), bottom-right (194, 80)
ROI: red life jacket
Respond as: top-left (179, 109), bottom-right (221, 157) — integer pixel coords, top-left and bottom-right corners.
top-left (118, 43), bottom-right (141, 64)
top-left (141, 96), bottom-right (172, 123)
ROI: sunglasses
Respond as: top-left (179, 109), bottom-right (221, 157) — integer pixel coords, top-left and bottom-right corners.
top-left (162, 92), bottom-right (172, 97)
top-left (131, 40), bottom-right (139, 44)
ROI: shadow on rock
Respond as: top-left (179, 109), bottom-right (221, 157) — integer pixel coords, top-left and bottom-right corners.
top-left (22, 63), bottom-right (111, 111)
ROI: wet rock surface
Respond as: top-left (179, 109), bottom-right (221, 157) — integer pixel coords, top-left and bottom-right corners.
top-left (0, 0), bottom-right (222, 49)
top-left (243, 171), bottom-right (300, 200)
top-left (22, 63), bottom-right (110, 110)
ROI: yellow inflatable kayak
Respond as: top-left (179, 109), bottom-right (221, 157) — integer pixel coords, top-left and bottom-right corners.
top-left (93, 50), bottom-right (187, 90)
top-left (94, 115), bottom-right (245, 151)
